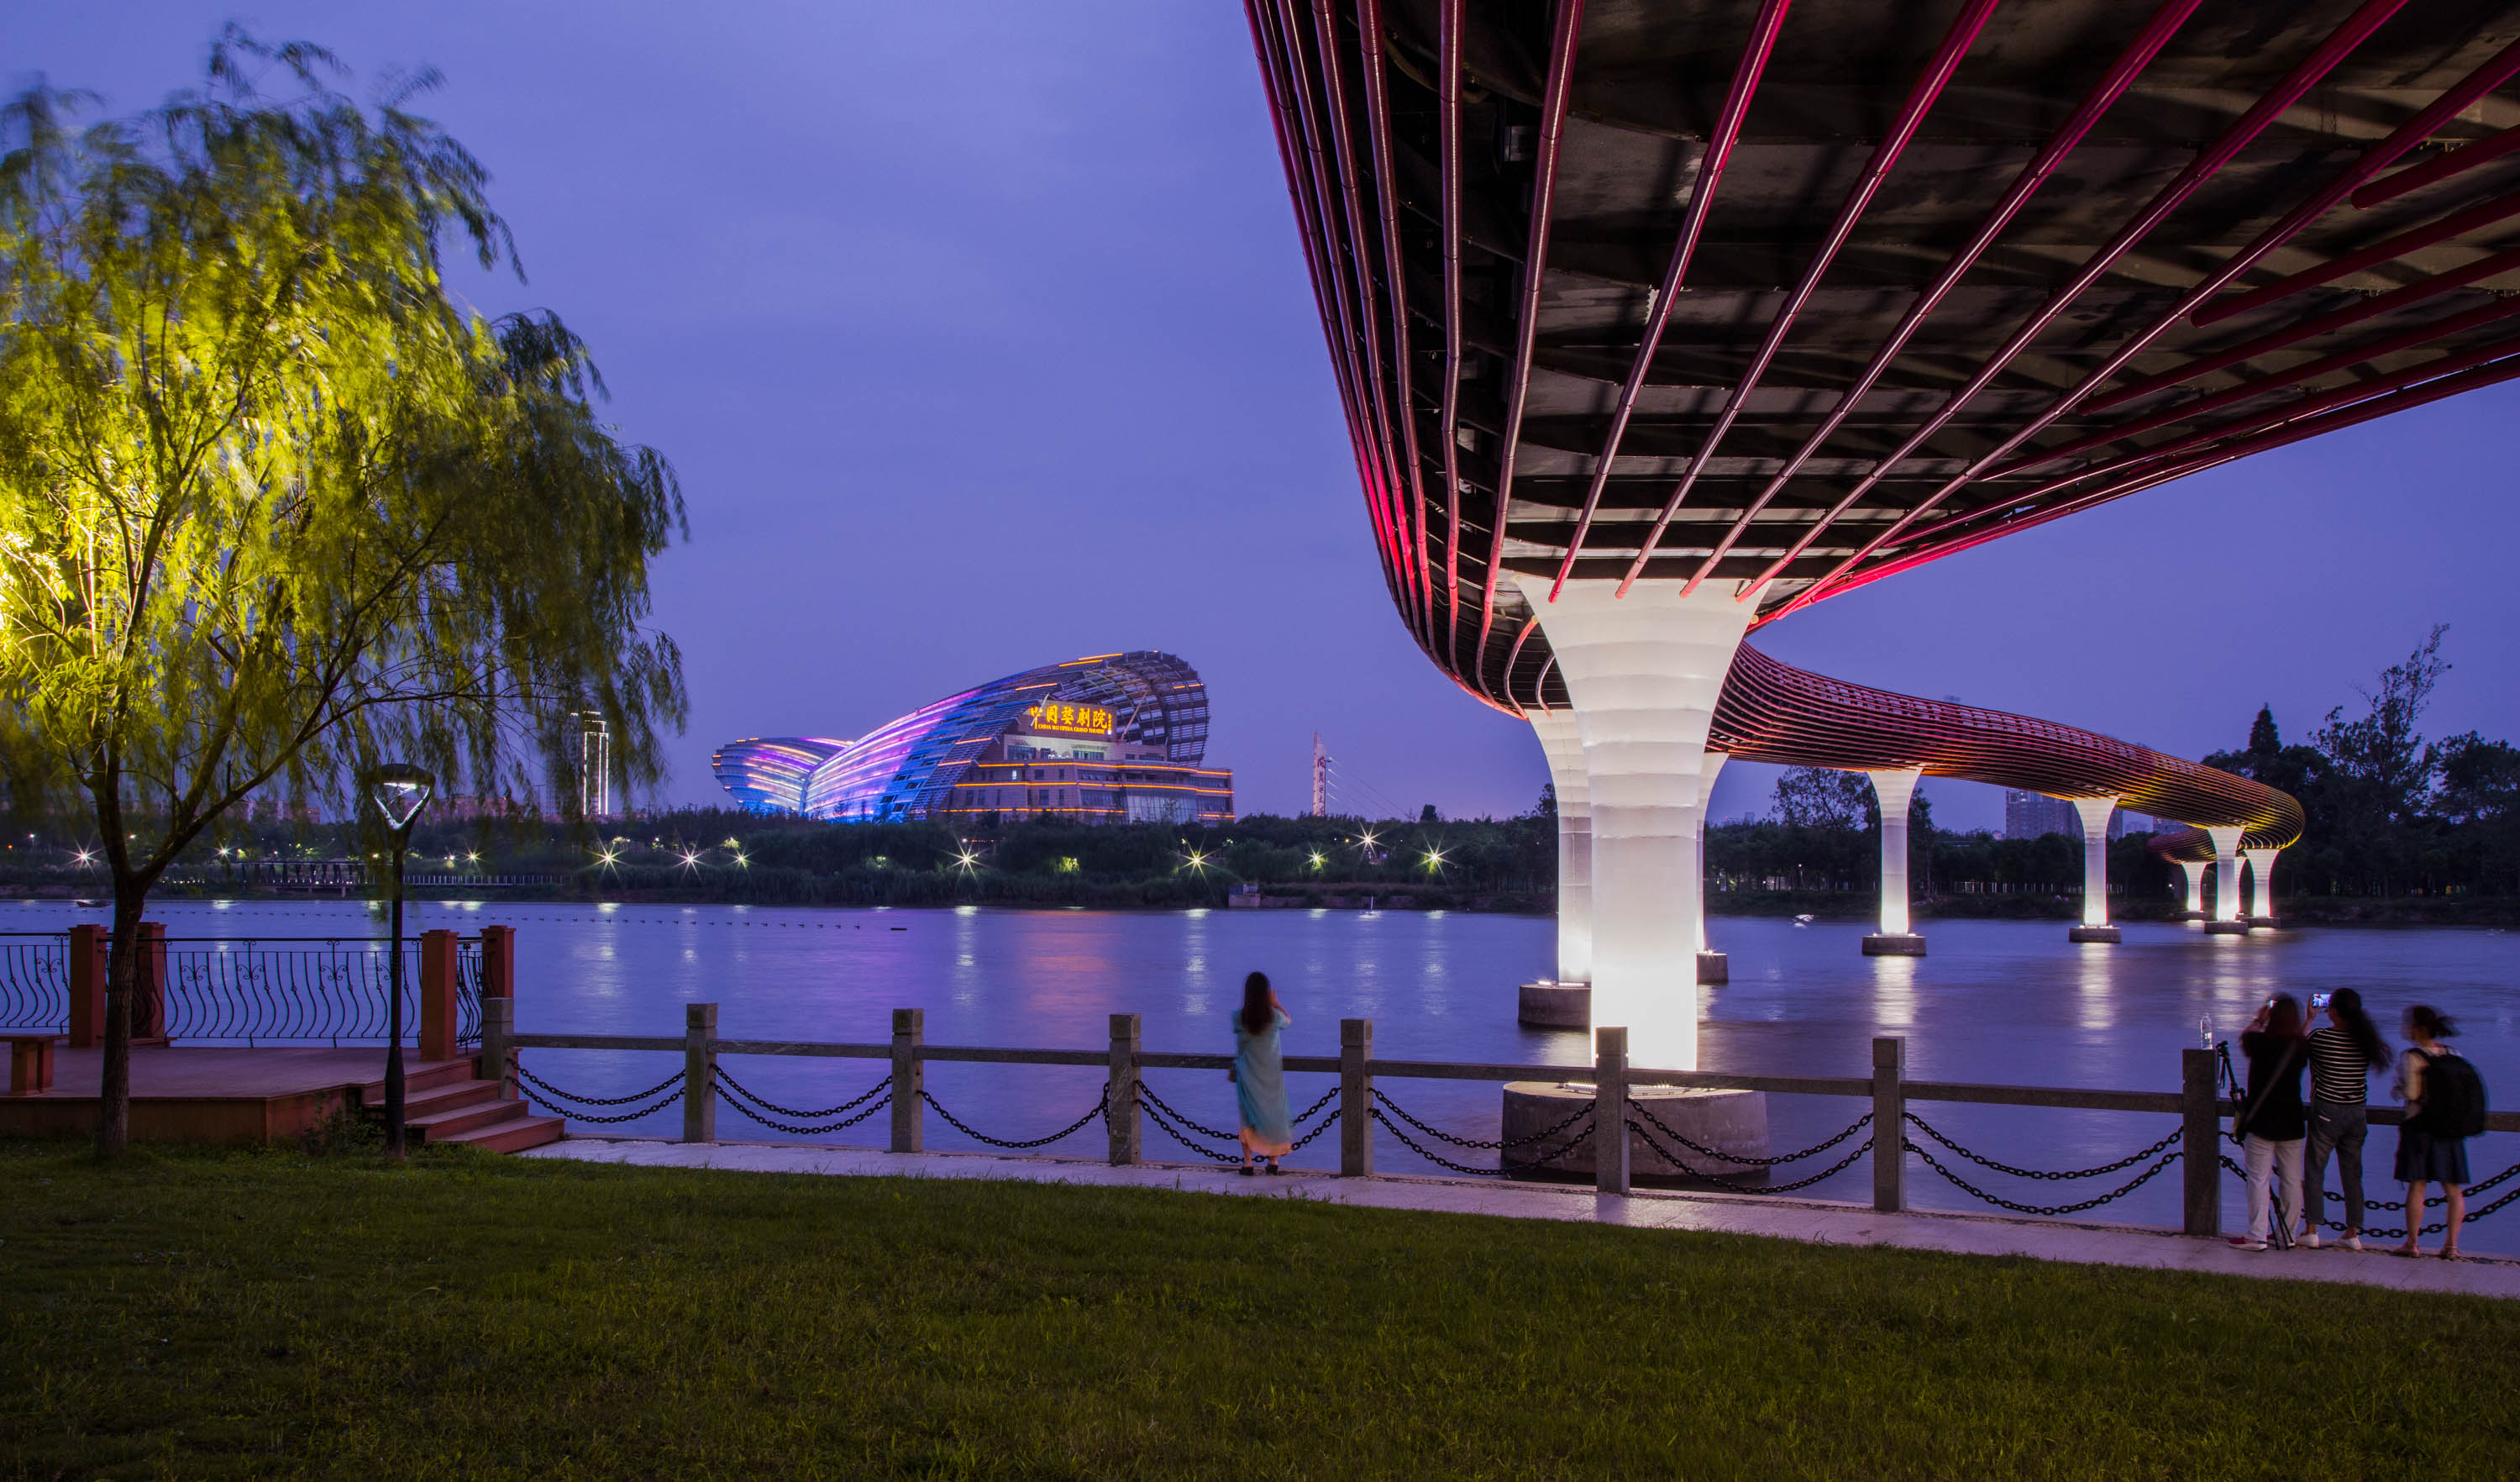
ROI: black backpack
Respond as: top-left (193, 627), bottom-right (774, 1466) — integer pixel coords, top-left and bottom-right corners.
top-left (2418, 1050), bottom-right (2489, 1138)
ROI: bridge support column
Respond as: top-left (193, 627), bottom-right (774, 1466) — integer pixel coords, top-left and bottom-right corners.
top-left (1697, 753), bottom-right (1728, 985)
top-left (2204, 826), bottom-right (2250, 934)
top-left (2244, 846), bottom-right (2281, 927)
top-left (2068, 796), bottom-right (2122, 943)
top-left (1863, 769), bottom-right (1926, 957)
top-left (1512, 575), bottom-right (1758, 1070)
top-left (1520, 710), bottom-right (1593, 1028)
top-left (2176, 857), bottom-right (2209, 920)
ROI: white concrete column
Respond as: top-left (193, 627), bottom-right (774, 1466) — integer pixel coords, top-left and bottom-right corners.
top-left (1695, 752), bottom-right (1727, 953)
top-left (2176, 857), bottom-right (2209, 917)
top-left (1866, 768), bottom-right (1925, 952)
top-left (2072, 797), bottom-right (2117, 928)
top-left (2068, 796), bottom-right (2122, 942)
top-left (2244, 846), bottom-right (2281, 924)
top-left (1513, 575), bottom-right (1760, 1071)
top-left (1530, 708), bottom-right (1591, 985)
top-left (2205, 824), bottom-right (2247, 933)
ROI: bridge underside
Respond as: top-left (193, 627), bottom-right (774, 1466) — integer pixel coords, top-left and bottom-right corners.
top-left (1250, 0), bottom-right (2520, 709)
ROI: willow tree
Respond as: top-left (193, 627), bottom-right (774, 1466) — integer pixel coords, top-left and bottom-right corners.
top-left (0, 34), bottom-right (685, 1155)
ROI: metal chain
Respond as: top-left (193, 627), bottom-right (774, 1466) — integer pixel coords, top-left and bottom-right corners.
top-left (1626, 1118), bottom-right (1877, 1195)
top-left (1631, 1101), bottom-right (1875, 1166)
top-left (1371, 1106), bottom-right (1595, 1177)
top-left (1370, 1088), bottom-right (1592, 1150)
top-left (1141, 1096), bottom-right (1244, 1164)
top-left (714, 1067), bottom-right (888, 1121)
top-left (1136, 1083), bottom-right (1238, 1142)
top-left (1903, 1114), bottom-right (2182, 1181)
top-left (519, 1080), bottom-right (683, 1124)
top-left (1289, 1106), bottom-right (1342, 1152)
top-left (920, 1086), bottom-right (1109, 1150)
top-left (1291, 1085), bottom-right (1339, 1127)
top-left (1910, 1140), bottom-right (2182, 1217)
top-left (720, 1088), bottom-right (892, 1138)
top-left (517, 1062), bottom-right (685, 1106)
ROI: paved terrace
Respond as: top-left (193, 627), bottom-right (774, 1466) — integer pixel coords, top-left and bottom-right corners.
top-left (530, 1137), bottom-right (2520, 1301)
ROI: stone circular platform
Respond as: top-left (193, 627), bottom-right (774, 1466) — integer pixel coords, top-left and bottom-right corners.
top-left (1516, 981), bottom-right (1589, 1028)
top-left (1499, 1081), bottom-right (1769, 1184)
top-left (1861, 933), bottom-right (1927, 957)
top-left (2066, 925), bottom-right (2122, 943)
top-left (1696, 951), bottom-right (1729, 985)
top-left (2203, 920), bottom-right (2251, 935)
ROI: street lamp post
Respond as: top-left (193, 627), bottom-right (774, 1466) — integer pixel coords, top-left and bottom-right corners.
top-left (367, 765), bottom-right (435, 1161)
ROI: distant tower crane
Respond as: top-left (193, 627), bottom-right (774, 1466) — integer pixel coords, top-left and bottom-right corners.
top-left (1310, 733), bottom-right (1331, 818)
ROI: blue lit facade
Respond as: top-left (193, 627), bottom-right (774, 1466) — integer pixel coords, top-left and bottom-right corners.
top-left (712, 651), bottom-right (1233, 824)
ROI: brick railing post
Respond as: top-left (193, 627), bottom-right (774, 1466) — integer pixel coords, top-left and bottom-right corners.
top-left (134, 922), bottom-right (167, 1040)
top-left (1107, 1012), bottom-right (1140, 1166)
top-left (1593, 1026), bottom-right (1630, 1196)
top-left (1873, 1036), bottom-right (1906, 1212)
top-left (66, 924), bottom-right (106, 1048)
top-left (478, 996), bottom-right (515, 1098)
top-left (418, 929), bottom-right (459, 1061)
top-left (683, 1002), bottom-right (717, 1143)
top-left (2183, 1047), bottom-right (2222, 1238)
top-left (890, 1008), bottom-right (923, 1154)
top-left (479, 924), bottom-right (516, 1001)
top-left (1341, 1018), bottom-right (1373, 1177)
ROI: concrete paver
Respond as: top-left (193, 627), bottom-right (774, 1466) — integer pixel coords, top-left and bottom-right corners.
top-left (526, 1137), bottom-right (2520, 1300)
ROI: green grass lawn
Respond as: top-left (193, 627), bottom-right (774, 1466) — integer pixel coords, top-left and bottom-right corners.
top-left (3, 1141), bottom-right (2516, 1480)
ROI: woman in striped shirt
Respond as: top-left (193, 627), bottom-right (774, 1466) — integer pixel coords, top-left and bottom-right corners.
top-left (2300, 988), bottom-right (2390, 1251)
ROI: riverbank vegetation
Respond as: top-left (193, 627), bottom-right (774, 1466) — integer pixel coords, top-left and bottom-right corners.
top-left (5, 1141), bottom-right (2516, 1479)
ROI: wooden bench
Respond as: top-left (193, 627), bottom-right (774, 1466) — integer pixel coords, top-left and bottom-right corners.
top-left (6, 1034), bottom-right (60, 1095)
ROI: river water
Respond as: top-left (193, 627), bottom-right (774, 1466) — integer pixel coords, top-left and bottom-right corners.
top-left (16, 896), bottom-right (2517, 1251)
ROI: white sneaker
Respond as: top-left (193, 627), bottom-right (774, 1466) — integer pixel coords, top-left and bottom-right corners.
top-left (2342, 1235), bottom-right (2365, 1253)
top-left (2229, 1238), bottom-right (2269, 1251)
top-left (2300, 1228), bottom-right (2323, 1249)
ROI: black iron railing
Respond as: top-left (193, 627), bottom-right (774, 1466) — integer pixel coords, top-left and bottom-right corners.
top-left (0, 932), bottom-right (484, 1049)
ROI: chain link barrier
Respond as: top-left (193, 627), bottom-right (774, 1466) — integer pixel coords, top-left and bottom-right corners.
top-left (715, 1067), bottom-right (893, 1137)
top-left (1372, 1107), bottom-right (1595, 1177)
top-left (1630, 1101), bottom-right (1876, 1168)
top-left (1625, 1117), bottom-right (1877, 1195)
top-left (515, 1061), bottom-right (685, 1123)
top-left (920, 1085), bottom-right (1110, 1150)
top-left (1907, 1138), bottom-right (2183, 1217)
top-left (1904, 1114), bottom-right (2183, 1182)
top-left (517, 1062), bottom-right (685, 1107)
top-left (1134, 1081), bottom-right (1340, 1163)
top-left (1372, 1089), bottom-right (1592, 1151)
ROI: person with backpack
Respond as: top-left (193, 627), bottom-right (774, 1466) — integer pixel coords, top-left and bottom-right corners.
top-left (2300, 988), bottom-right (2390, 1251)
top-left (2392, 1004), bottom-right (2485, 1260)
top-left (2231, 994), bottom-right (2310, 1252)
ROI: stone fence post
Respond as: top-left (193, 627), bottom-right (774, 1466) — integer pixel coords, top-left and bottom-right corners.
top-left (1873, 1036), bottom-right (1906, 1212)
top-left (890, 1008), bottom-right (923, 1154)
top-left (683, 1002), bottom-right (717, 1143)
top-left (1593, 1026), bottom-right (1629, 1196)
top-left (2182, 1047), bottom-right (2221, 1238)
top-left (1341, 1017), bottom-right (1373, 1177)
top-left (1107, 1012), bottom-right (1140, 1166)
top-left (478, 996), bottom-right (515, 1098)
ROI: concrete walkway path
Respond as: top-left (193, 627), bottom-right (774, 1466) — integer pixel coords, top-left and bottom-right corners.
top-left (527, 1137), bottom-right (2520, 1300)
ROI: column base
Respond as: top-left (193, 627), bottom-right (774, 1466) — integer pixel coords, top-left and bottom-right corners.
top-left (1696, 951), bottom-right (1729, 985)
top-left (2246, 916), bottom-right (2278, 928)
top-left (1499, 1082), bottom-right (1769, 1182)
top-left (2203, 920), bottom-right (2250, 935)
top-left (1861, 933), bottom-right (1927, 957)
top-left (2067, 925), bottom-right (2122, 943)
top-left (1516, 980), bottom-right (1589, 1029)
top-left (2175, 911), bottom-right (2207, 922)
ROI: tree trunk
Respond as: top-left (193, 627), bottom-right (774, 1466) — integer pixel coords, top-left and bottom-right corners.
top-left (94, 877), bottom-right (148, 1159)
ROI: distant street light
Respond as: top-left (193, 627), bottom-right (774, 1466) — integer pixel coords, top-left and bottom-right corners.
top-left (366, 764), bottom-right (435, 1163)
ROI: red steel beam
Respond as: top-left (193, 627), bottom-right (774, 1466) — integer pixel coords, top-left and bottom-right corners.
top-left (1611, 0), bottom-right (2003, 600)
top-left (2194, 191), bottom-right (2520, 327)
top-left (1436, 0), bottom-right (1467, 673)
top-left (1992, 293), bottom-right (2520, 477)
top-left (1357, 0), bottom-right (1437, 649)
top-left (1305, 0), bottom-right (1426, 638)
top-left (1728, 0), bottom-right (2202, 595)
top-left (1546, 0), bottom-right (1792, 602)
top-left (2355, 123), bottom-right (2520, 209)
top-left (1502, 615), bottom-right (1545, 710)
top-left (1476, 0), bottom-right (1584, 703)
top-left (1781, 2), bottom-right (2507, 622)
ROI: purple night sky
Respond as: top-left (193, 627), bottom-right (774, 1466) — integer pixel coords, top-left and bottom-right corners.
top-left (13, 5), bottom-right (2518, 831)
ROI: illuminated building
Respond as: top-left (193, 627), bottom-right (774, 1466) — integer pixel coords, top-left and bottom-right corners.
top-left (712, 652), bottom-right (1233, 825)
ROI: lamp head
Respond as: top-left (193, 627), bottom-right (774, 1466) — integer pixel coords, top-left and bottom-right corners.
top-left (367, 765), bottom-right (436, 833)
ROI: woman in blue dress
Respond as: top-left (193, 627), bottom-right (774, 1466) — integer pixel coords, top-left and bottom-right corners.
top-left (1232, 971), bottom-right (1292, 1175)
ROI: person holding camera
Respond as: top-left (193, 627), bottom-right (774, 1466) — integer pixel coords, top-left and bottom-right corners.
top-left (2300, 988), bottom-right (2389, 1250)
top-left (2231, 993), bottom-right (2310, 1252)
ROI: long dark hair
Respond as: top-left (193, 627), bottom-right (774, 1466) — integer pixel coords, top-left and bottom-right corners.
top-left (2407, 1003), bottom-right (2460, 1042)
top-left (2328, 988), bottom-right (2388, 1069)
top-left (1240, 971), bottom-right (1273, 1034)
top-left (2265, 993), bottom-right (2306, 1040)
